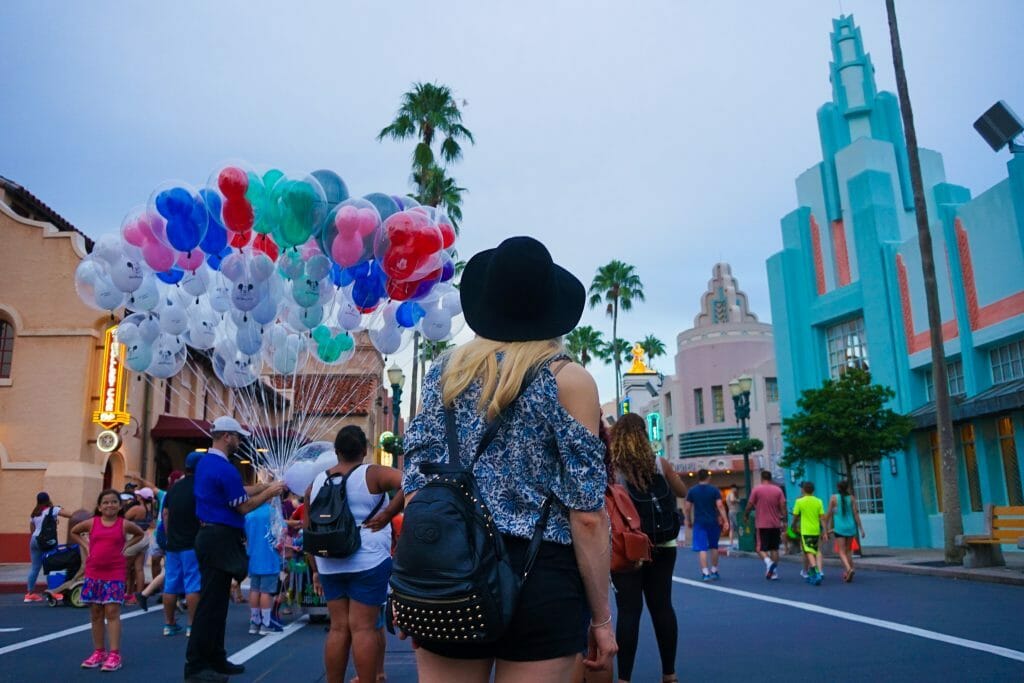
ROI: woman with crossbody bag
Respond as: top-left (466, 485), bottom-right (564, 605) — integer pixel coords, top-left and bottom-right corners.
top-left (399, 236), bottom-right (617, 683)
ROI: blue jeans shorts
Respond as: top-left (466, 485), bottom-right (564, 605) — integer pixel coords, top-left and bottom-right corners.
top-left (691, 523), bottom-right (721, 552)
top-left (165, 549), bottom-right (201, 595)
top-left (319, 558), bottom-right (392, 607)
top-left (250, 573), bottom-right (280, 594)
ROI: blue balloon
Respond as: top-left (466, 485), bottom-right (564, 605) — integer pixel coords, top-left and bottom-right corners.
top-left (206, 246), bottom-right (232, 271)
top-left (311, 170), bottom-right (349, 206)
top-left (199, 189), bottom-right (228, 255)
top-left (157, 267), bottom-right (185, 285)
top-left (363, 193), bottom-right (400, 222)
top-left (350, 259), bottom-right (386, 309)
top-left (440, 258), bottom-right (455, 282)
top-left (396, 302), bottom-right (425, 328)
top-left (157, 187), bottom-right (208, 252)
top-left (330, 263), bottom-right (345, 288)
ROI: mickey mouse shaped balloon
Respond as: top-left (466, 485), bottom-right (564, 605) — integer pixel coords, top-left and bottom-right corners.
top-left (150, 182), bottom-right (209, 255)
top-left (321, 198), bottom-right (381, 269)
top-left (376, 209), bottom-right (444, 284)
top-left (219, 252), bottom-right (275, 313)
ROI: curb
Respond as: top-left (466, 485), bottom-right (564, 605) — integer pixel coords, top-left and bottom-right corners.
top-left (723, 549), bottom-right (1024, 587)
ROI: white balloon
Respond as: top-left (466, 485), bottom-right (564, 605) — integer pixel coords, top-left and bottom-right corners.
top-left (158, 296), bottom-right (190, 336)
top-left (336, 299), bottom-right (363, 331)
top-left (209, 272), bottom-right (232, 313)
top-left (185, 302), bottom-right (219, 350)
top-left (147, 333), bottom-right (186, 379)
top-left (180, 266), bottom-right (210, 298)
top-left (235, 317), bottom-right (264, 356)
top-left (370, 326), bottom-right (402, 355)
top-left (420, 307), bottom-right (452, 341)
top-left (109, 246), bottom-right (146, 293)
top-left (128, 274), bottom-right (160, 312)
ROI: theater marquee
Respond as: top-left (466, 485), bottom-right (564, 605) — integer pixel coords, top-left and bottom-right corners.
top-left (92, 325), bottom-right (130, 430)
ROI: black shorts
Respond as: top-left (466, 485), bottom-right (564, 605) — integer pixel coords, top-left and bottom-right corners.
top-left (801, 534), bottom-right (820, 554)
top-left (757, 528), bottom-right (781, 552)
top-left (417, 535), bottom-right (586, 662)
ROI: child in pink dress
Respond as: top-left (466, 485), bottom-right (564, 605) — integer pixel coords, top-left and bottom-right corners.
top-left (70, 489), bottom-right (144, 672)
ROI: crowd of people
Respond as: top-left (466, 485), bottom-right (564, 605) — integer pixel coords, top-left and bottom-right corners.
top-left (23, 235), bottom-right (866, 682)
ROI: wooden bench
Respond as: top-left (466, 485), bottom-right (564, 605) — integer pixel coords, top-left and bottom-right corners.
top-left (955, 504), bottom-right (1024, 568)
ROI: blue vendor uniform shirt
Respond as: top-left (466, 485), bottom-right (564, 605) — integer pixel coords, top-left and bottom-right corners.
top-left (194, 448), bottom-right (248, 529)
top-left (244, 502), bottom-right (280, 576)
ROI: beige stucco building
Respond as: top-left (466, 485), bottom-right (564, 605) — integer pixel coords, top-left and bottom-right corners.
top-left (0, 177), bottom-right (390, 561)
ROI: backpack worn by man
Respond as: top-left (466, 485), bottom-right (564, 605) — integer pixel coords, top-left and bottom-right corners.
top-left (304, 465), bottom-right (385, 559)
top-left (37, 508), bottom-right (60, 552)
top-left (627, 471), bottom-right (681, 545)
top-left (606, 483), bottom-right (653, 573)
top-left (390, 371), bottom-right (549, 644)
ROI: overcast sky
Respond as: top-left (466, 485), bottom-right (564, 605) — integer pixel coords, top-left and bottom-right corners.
top-left (2, 1), bottom-right (1021, 404)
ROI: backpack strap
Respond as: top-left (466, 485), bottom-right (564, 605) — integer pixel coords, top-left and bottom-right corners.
top-left (324, 464), bottom-right (387, 524)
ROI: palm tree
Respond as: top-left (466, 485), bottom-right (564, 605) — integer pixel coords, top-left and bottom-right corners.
top-left (599, 338), bottom-right (633, 369)
top-left (377, 82), bottom-right (474, 196)
top-left (885, 0), bottom-right (962, 563)
top-left (589, 261), bottom-right (645, 415)
top-left (419, 339), bottom-right (453, 390)
top-left (637, 335), bottom-right (667, 369)
top-left (416, 163), bottom-right (466, 232)
top-left (564, 326), bottom-right (605, 367)
top-left (378, 82), bottom-right (473, 419)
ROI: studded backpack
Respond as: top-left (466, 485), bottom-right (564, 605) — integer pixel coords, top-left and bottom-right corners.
top-left (389, 371), bottom-right (551, 644)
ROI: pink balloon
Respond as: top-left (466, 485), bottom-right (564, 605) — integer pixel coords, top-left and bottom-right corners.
top-left (142, 240), bottom-right (176, 272)
top-left (300, 237), bottom-right (322, 260)
top-left (122, 220), bottom-right (148, 247)
top-left (356, 208), bottom-right (379, 237)
top-left (331, 234), bottom-right (365, 267)
top-left (177, 250), bottom-right (205, 271)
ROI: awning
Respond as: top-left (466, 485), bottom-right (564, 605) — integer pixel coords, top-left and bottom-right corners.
top-left (909, 379), bottom-right (1024, 429)
top-left (150, 415), bottom-right (213, 440)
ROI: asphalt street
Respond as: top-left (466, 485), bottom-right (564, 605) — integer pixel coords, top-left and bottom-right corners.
top-left (1, 552), bottom-right (1021, 682)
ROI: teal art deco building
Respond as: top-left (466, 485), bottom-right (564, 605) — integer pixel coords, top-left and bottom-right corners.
top-left (767, 16), bottom-right (1024, 548)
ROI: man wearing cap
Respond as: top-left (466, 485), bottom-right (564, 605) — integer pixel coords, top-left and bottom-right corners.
top-left (185, 417), bottom-right (285, 683)
top-left (157, 451), bottom-right (204, 637)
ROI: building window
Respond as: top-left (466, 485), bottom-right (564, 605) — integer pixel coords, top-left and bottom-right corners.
top-left (0, 319), bottom-right (13, 379)
top-left (924, 361), bottom-right (966, 401)
top-left (958, 424), bottom-right (984, 513)
top-left (851, 462), bottom-right (883, 514)
top-left (164, 377), bottom-right (173, 414)
top-left (711, 385), bottom-right (725, 423)
top-left (664, 392), bottom-right (673, 417)
top-left (997, 417), bottom-right (1023, 506)
top-left (693, 388), bottom-right (704, 425)
top-left (826, 317), bottom-right (869, 379)
top-left (990, 340), bottom-right (1024, 384)
top-left (765, 377), bottom-right (779, 403)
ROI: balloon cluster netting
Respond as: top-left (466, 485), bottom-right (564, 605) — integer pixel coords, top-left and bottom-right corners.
top-left (75, 165), bottom-right (463, 482)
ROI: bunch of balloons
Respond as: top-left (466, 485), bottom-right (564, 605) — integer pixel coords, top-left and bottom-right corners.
top-left (74, 164), bottom-right (464, 389)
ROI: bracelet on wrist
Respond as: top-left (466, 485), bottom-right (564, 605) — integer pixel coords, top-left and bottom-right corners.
top-left (589, 614), bottom-right (612, 630)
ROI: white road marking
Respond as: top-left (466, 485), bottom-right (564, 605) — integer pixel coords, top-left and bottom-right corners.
top-left (0, 608), bottom-right (156, 657)
top-left (228, 614), bottom-right (309, 664)
top-left (0, 629), bottom-right (22, 633)
top-left (673, 576), bottom-right (1024, 663)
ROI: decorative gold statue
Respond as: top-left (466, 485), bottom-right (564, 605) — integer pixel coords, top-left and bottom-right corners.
top-left (627, 342), bottom-right (653, 374)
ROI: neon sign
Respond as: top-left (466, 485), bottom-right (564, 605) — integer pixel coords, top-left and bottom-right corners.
top-left (91, 326), bottom-right (130, 430)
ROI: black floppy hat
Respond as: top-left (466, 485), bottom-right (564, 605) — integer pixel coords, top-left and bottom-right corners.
top-left (460, 236), bottom-right (586, 342)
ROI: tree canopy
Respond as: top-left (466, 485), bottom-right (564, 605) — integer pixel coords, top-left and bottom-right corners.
top-left (565, 325), bottom-right (605, 367)
top-left (780, 367), bottom-right (913, 478)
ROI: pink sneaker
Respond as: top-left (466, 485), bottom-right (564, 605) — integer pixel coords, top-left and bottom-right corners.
top-left (100, 651), bottom-right (122, 672)
top-left (23, 593), bottom-right (42, 603)
top-left (81, 650), bottom-right (106, 669)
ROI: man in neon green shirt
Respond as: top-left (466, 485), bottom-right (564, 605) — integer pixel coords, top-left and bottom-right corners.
top-left (792, 481), bottom-right (826, 585)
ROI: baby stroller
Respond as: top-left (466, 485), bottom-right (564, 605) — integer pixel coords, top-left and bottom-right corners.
top-left (41, 544), bottom-right (86, 607)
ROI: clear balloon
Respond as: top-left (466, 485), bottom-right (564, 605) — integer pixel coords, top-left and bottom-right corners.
top-left (213, 340), bottom-right (263, 388)
top-left (270, 174), bottom-right (328, 249)
top-left (75, 256), bottom-right (125, 312)
top-left (149, 182), bottom-right (209, 254)
top-left (147, 333), bottom-right (187, 379)
top-left (321, 198), bottom-right (381, 269)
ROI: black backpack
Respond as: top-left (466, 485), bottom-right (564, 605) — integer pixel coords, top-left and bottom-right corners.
top-left (390, 371), bottom-right (550, 644)
top-left (37, 508), bottom-right (59, 552)
top-left (304, 465), bottom-right (385, 559)
top-left (627, 472), bottom-right (681, 545)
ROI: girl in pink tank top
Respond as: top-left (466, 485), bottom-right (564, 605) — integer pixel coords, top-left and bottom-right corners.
top-left (70, 489), bottom-right (145, 672)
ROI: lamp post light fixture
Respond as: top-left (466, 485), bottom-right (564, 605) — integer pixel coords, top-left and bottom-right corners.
top-left (386, 363), bottom-right (406, 437)
top-left (730, 373), bottom-right (755, 552)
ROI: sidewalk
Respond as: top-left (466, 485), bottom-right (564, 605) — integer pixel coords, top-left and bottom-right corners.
top-left (720, 544), bottom-right (1024, 586)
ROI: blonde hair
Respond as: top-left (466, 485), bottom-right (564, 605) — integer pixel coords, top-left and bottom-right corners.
top-left (610, 413), bottom-right (657, 490)
top-left (441, 337), bottom-right (563, 421)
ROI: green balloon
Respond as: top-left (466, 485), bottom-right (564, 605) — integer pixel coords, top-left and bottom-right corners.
top-left (312, 325), bottom-right (330, 344)
top-left (246, 171), bottom-right (278, 235)
top-left (273, 180), bottom-right (322, 248)
top-left (318, 338), bottom-right (342, 363)
top-left (337, 333), bottom-right (354, 352)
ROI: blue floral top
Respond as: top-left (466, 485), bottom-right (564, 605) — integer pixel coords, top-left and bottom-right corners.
top-left (403, 356), bottom-right (607, 545)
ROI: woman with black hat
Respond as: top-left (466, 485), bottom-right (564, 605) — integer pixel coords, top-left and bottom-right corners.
top-left (401, 236), bottom-right (617, 682)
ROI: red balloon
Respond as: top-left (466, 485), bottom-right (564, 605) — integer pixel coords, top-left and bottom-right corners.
top-left (253, 233), bottom-right (279, 261)
top-left (381, 212), bottom-right (443, 282)
top-left (218, 167), bottom-right (254, 233)
top-left (386, 267), bottom-right (441, 301)
top-left (438, 221), bottom-right (456, 249)
top-left (230, 230), bottom-right (252, 249)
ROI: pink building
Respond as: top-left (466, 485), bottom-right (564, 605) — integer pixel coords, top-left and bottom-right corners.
top-left (656, 264), bottom-right (781, 495)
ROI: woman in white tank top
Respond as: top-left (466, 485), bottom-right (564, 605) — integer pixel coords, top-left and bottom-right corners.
top-left (304, 426), bottom-right (404, 683)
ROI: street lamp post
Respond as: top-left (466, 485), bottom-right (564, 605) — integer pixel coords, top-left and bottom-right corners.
top-left (730, 374), bottom-right (755, 552)
top-left (386, 364), bottom-right (406, 437)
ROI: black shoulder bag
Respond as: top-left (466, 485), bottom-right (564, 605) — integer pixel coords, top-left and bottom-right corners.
top-left (390, 370), bottom-right (552, 644)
